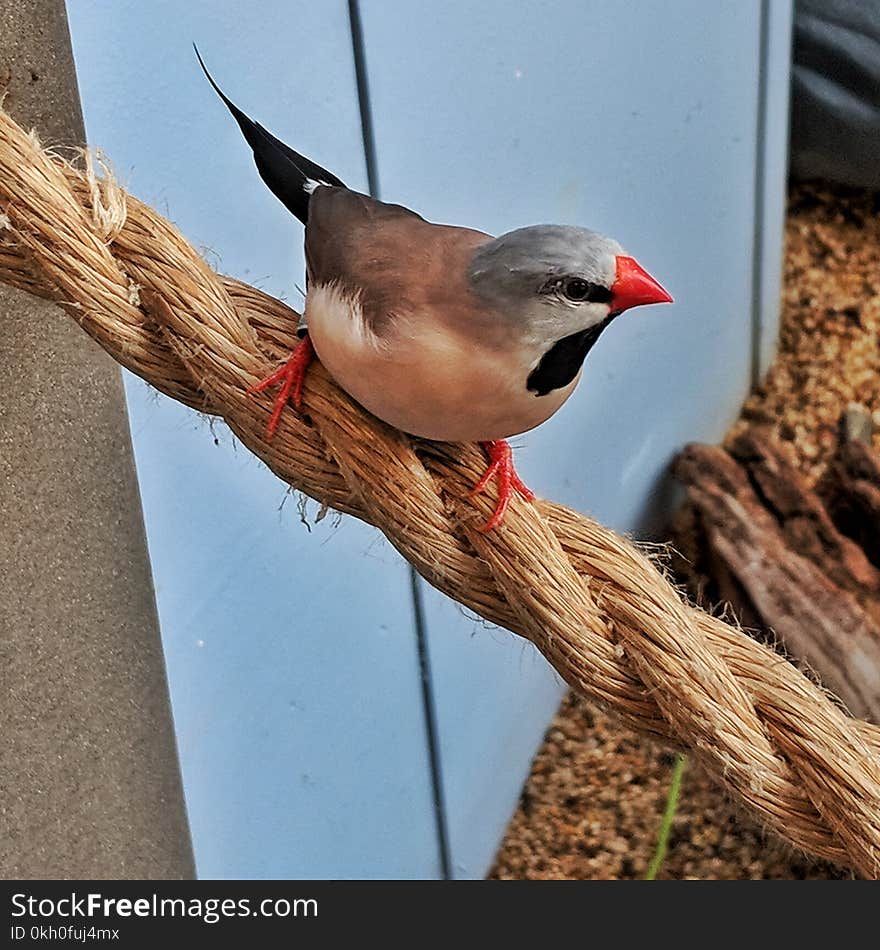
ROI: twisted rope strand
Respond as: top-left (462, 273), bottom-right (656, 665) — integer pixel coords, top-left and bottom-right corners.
top-left (1, 110), bottom-right (878, 875)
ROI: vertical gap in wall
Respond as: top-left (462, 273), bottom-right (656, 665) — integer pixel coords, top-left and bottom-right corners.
top-left (347, 0), bottom-right (453, 881)
top-left (750, 0), bottom-right (771, 387)
top-left (409, 569), bottom-right (453, 879)
top-left (347, 0), bottom-right (379, 197)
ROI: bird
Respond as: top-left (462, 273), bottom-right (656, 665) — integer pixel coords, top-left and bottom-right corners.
top-left (195, 48), bottom-right (672, 531)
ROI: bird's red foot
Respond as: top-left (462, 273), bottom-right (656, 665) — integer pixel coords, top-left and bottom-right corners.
top-left (469, 439), bottom-right (535, 532)
top-left (247, 334), bottom-right (315, 439)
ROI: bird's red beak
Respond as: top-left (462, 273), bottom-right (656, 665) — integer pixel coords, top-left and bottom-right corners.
top-left (611, 256), bottom-right (673, 313)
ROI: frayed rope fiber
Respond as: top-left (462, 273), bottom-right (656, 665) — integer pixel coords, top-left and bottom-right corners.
top-left (1, 108), bottom-right (879, 877)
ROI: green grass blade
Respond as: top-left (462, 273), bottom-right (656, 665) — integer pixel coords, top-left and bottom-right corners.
top-left (645, 753), bottom-right (687, 880)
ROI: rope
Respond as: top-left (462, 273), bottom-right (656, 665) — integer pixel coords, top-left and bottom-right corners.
top-left (1, 109), bottom-right (878, 877)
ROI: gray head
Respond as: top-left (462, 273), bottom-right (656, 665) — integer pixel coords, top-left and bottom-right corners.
top-left (467, 224), bottom-right (672, 395)
top-left (468, 225), bottom-right (624, 344)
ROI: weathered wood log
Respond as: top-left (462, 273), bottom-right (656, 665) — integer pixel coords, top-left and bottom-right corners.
top-left (728, 428), bottom-right (880, 603)
top-left (820, 438), bottom-right (880, 569)
top-left (674, 442), bottom-right (880, 723)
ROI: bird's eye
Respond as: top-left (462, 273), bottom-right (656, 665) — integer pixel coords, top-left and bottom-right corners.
top-left (562, 278), bottom-right (591, 301)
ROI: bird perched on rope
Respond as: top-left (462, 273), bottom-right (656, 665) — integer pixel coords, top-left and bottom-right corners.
top-left (196, 48), bottom-right (672, 531)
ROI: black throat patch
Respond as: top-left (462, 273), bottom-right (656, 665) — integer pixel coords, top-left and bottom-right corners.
top-left (526, 316), bottom-right (614, 397)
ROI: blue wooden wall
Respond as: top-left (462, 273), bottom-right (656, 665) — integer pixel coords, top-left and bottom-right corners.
top-left (66, 0), bottom-right (792, 878)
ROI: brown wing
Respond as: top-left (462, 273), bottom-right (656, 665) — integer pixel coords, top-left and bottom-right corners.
top-left (305, 187), bottom-right (492, 334)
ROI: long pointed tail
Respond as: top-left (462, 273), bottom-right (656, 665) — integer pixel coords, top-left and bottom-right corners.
top-left (194, 44), bottom-right (345, 224)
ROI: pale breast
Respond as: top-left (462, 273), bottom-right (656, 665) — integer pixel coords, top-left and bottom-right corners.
top-left (305, 282), bottom-right (578, 442)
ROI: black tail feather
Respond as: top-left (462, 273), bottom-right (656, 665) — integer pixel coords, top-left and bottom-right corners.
top-left (194, 44), bottom-right (344, 224)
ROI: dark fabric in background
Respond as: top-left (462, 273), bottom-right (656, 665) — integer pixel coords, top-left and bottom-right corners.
top-left (791, 0), bottom-right (880, 188)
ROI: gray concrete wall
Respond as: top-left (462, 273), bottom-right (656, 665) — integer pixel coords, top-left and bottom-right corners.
top-left (0, 0), bottom-right (195, 879)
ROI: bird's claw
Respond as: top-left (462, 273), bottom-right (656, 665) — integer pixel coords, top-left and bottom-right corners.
top-left (247, 335), bottom-right (315, 439)
top-left (469, 439), bottom-right (535, 532)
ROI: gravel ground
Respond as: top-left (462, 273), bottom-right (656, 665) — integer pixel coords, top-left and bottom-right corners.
top-left (733, 184), bottom-right (880, 479)
top-left (490, 181), bottom-right (876, 880)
